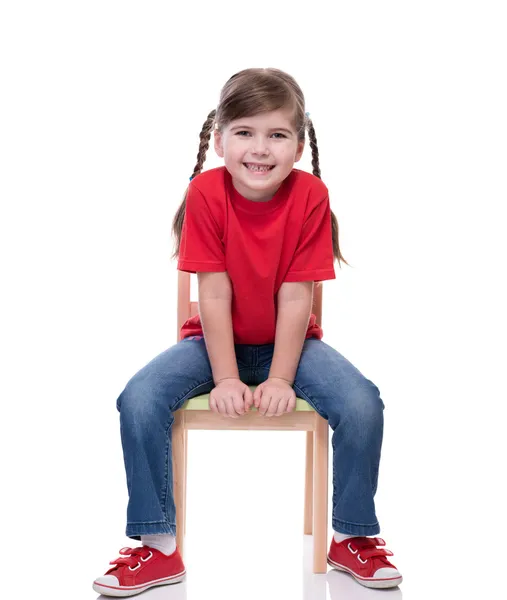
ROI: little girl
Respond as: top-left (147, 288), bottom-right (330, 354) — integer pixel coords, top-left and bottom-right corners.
top-left (93, 67), bottom-right (403, 595)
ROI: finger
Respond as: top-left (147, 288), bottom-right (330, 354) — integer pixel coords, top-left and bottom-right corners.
top-left (253, 385), bottom-right (262, 408)
top-left (265, 396), bottom-right (280, 417)
top-left (226, 395), bottom-right (239, 419)
top-left (216, 397), bottom-right (227, 417)
top-left (286, 395), bottom-right (297, 412)
top-left (244, 386), bottom-right (254, 411)
top-left (258, 394), bottom-right (272, 416)
top-left (209, 395), bottom-right (217, 414)
top-left (233, 394), bottom-right (245, 416)
top-left (275, 397), bottom-right (289, 416)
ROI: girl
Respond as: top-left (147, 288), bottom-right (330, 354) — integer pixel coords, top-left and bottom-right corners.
top-left (93, 67), bottom-right (403, 595)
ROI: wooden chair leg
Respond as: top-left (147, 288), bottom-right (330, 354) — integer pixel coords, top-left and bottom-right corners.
top-left (184, 429), bottom-right (188, 536)
top-left (304, 431), bottom-right (313, 535)
top-left (313, 414), bottom-right (329, 573)
top-left (172, 411), bottom-right (186, 558)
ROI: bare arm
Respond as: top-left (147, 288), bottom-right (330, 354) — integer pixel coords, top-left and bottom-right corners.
top-left (268, 281), bottom-right (314, 385)
top-left (197, 272), bottom-right (239, 385)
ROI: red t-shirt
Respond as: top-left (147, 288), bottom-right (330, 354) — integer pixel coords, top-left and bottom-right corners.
top-left (177, 166), bottom-right (336, 344)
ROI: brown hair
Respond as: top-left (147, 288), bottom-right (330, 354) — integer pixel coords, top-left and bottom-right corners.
top-left (171, 67), bottom-right (350, 269)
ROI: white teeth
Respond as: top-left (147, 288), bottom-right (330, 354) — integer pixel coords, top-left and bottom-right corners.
top-left (245, 163), bottom-right (272, 172)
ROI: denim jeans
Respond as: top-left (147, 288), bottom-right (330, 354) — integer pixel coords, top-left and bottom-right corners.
top-left (116, 337), bottom-right (385, 540)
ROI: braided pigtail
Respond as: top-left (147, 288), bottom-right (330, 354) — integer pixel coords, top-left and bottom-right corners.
top-left (171, 109), bottom-right (217, 260)
top-left (306, 114), bottom-right (350, 269)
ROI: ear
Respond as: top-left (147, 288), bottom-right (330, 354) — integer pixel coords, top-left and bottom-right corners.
top-left (294, 139), bottom-right (305, 163)
top-left (214, 130), bottom-right (224, 158)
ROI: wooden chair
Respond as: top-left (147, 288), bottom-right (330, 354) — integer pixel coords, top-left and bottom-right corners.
top-left (172, 271), bottom-right (329, 573)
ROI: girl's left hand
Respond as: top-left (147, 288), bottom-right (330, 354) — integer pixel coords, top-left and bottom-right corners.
top-left (252, 377), bottom-right (296, 417)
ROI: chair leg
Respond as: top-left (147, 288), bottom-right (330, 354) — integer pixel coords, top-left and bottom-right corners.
top-left (304, 431), bottom-right (313, 535)
top-left (172, 411), bottom-right (186, 558)
top-left (184, 429), bottom-right (188, 536)
top-left (313, 414), bottom-right (329, 574)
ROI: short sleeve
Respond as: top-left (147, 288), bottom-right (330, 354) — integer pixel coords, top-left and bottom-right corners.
top-left (177, 183), bottom-right (226, 273)
top-left (284, 196), bottom-right (336, 282)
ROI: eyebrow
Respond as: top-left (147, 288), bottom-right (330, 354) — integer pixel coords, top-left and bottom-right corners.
top-left (230, 125), bottom-right (294, 135)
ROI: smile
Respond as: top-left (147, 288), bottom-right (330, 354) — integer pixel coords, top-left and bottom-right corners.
top-left (243, 163), bottom-right (275, 173)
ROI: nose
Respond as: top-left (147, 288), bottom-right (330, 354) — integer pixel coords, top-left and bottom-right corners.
top-left (251, 135), bottom-right (269, 155)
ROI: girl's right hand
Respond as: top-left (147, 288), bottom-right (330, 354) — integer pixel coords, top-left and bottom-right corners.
top-left (209, 378), bottom-right (254, 418)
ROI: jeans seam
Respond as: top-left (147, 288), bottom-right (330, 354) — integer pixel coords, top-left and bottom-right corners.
top-left (333, 518), bottom-right (380, 528)
top-left (293, 384), bottom-right (326, 419)
top-left (127, 519), bottom-right (176, 525)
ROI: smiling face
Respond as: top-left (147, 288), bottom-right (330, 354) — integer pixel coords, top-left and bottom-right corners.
top-left (213, 108), bottom-right (305, 202)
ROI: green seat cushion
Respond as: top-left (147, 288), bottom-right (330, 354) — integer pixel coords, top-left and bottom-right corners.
top-left (182, 385), bottom-right (314, 411)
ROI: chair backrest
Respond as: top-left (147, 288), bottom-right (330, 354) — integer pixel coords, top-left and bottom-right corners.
top-left (177, 271), bottom-right (323, 342)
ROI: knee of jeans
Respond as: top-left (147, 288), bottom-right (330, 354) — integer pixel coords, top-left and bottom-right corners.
top-left (116, 381), bottom-right (161, 430)
top-left (367, 379), bottom-right (385, 411)
top-left (342, 382), bottom-right (384, 429)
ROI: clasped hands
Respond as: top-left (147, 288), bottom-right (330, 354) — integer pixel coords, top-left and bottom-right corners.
top-left (209, 376), bottom-right (296, 418)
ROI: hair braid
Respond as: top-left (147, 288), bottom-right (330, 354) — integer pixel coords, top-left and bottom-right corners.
top-left (190, 109), bottom-right (216, 180)
top-left (170, 109), bottom-right (216, 259)
top-left (306, 116), bottom-right (322, 180)
top-left (306, 116), bottom-right (350, 269)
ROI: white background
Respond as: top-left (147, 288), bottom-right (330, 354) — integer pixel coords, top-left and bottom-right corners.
top-left (1, 1), bottom-right (505, 599)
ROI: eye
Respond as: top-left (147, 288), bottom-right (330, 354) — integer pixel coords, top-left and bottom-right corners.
top-left (235, 131), bottom-right (287, 138)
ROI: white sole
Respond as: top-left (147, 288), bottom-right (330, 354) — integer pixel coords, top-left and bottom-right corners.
top-left (327, 557), bottom-right (402, 589)
top-left (92, 570), bottom-right (186, 597)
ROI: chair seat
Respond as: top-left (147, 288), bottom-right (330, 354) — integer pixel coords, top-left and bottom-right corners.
top-left (182, 385), bottom-right (315, 411)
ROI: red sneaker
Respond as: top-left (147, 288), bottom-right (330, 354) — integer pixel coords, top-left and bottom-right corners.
top-left (92, 545), bottom-right (186, 597)
top-left (327, 536), bottom-right (403, 589)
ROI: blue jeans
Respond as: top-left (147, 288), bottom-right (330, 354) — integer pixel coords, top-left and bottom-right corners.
top-left (116, 337), bottom-right (385, 540)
